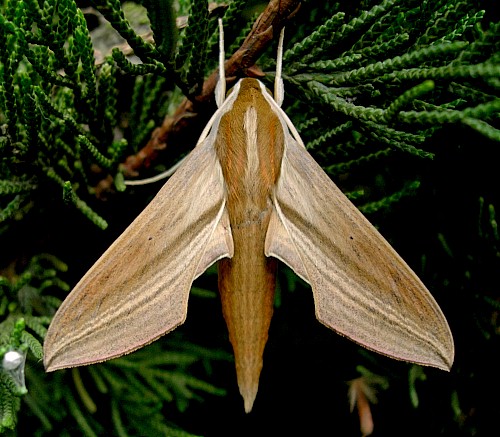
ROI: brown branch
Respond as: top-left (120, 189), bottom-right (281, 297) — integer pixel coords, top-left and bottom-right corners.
top-left (95, 0), bottom-right (300, 197)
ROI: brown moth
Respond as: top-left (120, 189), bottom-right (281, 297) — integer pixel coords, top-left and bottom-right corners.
top-left (44, 20), bottom-right (454, 413)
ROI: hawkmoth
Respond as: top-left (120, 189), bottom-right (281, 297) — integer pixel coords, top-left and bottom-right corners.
top-left (44, 20), bottom-right (454, 413)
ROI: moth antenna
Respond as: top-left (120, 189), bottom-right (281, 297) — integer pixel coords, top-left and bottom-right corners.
top-left (128, 21), bottom-right (227, 186)
top-left (274, 27), bottom-right (285, 107)
top-left (215, 18), bottom-right (226, 108)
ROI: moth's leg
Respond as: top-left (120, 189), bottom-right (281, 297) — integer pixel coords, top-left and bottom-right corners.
top-left (215, 18), bottom-right (226, 108)
top-left (124, 158), bottom-right (186, 186)
top-left (274, 27), bottom-right (285, 107)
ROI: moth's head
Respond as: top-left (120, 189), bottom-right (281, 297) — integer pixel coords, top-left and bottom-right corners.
top-left (228, 77), bottom-right (274, 99)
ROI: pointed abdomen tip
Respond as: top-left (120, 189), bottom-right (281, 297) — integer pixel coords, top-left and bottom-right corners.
top-left (242, 387), bottom-right (258, 413)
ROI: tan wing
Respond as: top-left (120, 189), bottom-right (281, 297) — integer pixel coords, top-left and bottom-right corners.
top-left (44, 137), bottom-right (233, 371)
top-left (266, 132), bottom-right (454, 370)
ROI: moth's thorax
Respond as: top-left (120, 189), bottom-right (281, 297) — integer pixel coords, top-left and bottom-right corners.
top-left (216, 78), bottom-right (285, 222)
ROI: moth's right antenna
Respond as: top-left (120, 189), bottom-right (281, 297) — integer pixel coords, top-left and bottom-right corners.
top-left (215, 18), bottom-right (226, 108)
top-left (274, 27), bottom-right (285, 107)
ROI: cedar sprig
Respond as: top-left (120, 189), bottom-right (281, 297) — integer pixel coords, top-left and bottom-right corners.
top-left (358, 179), bottom-right (422, 214)
top-left (92, 0), bottom-right (157, 61)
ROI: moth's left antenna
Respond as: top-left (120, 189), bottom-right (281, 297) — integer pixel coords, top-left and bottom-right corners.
top-left (126, 20), bottom-right (228, 187)
top-left (215, 18), bottom-right (226, 108)
top-left (274, 27), bottom-right (285, 107)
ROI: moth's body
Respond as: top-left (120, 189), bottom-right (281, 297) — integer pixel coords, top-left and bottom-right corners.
top-left (216, 79), bottom-right (284, 411)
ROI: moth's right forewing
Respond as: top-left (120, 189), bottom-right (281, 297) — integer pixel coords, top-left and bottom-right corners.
top-left (275, 135), bottom-right (454, 369)
top-left (262, 91), bottom-right (454, 370)
top-left (43, 96), bottom-right (240, 371)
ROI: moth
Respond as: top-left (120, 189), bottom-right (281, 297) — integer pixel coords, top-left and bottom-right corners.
top-left (44, 20), bottom-right (454, 413)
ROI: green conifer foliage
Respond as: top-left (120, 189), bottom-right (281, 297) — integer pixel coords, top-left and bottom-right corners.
top-left (1, 0), bottom-right (499, 435)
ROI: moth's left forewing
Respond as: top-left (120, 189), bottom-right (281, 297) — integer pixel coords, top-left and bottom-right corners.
top-left (262, 89), bottom-right (454, 370)
top-left (43, 88), bottom-right (242, 372)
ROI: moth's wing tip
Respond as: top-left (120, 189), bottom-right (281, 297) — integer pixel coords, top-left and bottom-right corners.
top-left (42, 314), bottom-right (188, 374)
top-left (43, 336), bottom-right (63, 372)
top-left (424, 321), bottom-right (455, 371)
top-left (43, 348), bottom-right (126, 373)
top-left (42, 350), bottom-right (79, 372)
top-left (43, 360), bottom-right (71, 373)
top-left (433, 341), bottom-right (455, 372)
top-left (43, 356), bottom-right (101, 373)
top-left (315, 306), bottom-right (455, 372)
top-left (416, 351), bottom-right (453, 372)
top-left (43, 342), bottom-right (92, 372)
top-left (438, 360), bottom-right (454, 372)
top-left (42, 357), bottom-right (55, 372)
